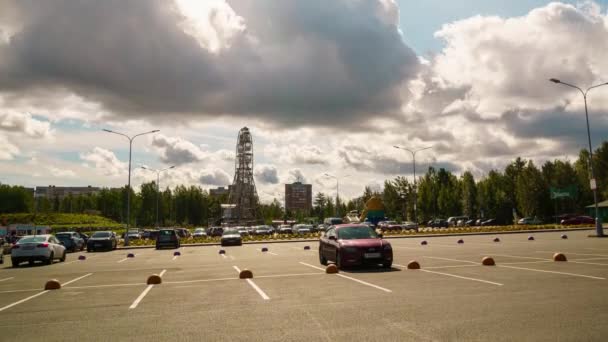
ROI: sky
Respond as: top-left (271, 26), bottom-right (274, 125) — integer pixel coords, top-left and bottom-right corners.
top-left (1, 0), bottom-right (608, 203)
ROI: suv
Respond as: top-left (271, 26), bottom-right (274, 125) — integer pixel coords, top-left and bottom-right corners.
top-left (156, 229), bottom-right (180, 249)
top-left (55, 232), bottom-right (85, 252)
top-left (175, 228), bottom-right (191, 239)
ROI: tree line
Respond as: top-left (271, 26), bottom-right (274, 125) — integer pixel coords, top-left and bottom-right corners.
top-left (1, 142), bottom-right (606, 226)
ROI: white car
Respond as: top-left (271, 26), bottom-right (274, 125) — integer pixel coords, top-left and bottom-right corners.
top-left (11, 235), bottom-right (66, 267)
top-left (193, 228), bottom-right (207, 238)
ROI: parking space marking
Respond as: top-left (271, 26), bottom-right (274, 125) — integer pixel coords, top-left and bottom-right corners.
top-left (220, 254), bottom-right (227, 259)
top-left (64, 283), bottom-right (145, 290)
top-left (0, 291), bottom-right (49, 313)
top-left (535, 251), bottom-right (608, 257)
top-left (63, 273), bottom-right (93, 286)
top-left (573, 257), bottom-right (608, 261)
top-left (172, 255), bottom-right (178, 261)
top-left (0, 273), bottom-right (93, 312)
top-left (0, 277), bottom-right (14, 282)
top-left (423, 256), bottom-right (478, 264)
top-left (233, 266), bottom-right (270, 300)
top-left (418, 269), bottom-right (504, 286)
top-left (423, 264), bottom-right (481, 270)
top-left (299, 262), bottom-right (392, 293)
top-left (498, 265), bottom-right (605, 280)
top-left (0, 289), bottom-right (40, 294)
top-left (117, 258), bottom-right (129, 263)
top-left (258, 248), bottom-right (279, 255)
top-left (129, 269), bottom-right (166, 309)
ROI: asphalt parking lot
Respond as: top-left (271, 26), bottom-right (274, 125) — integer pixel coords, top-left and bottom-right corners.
top-left (1, 229), bottom-right (607, 342)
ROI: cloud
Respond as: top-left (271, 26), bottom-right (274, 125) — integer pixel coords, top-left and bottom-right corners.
top-left (265, 143), bottom-right (329, 165)
top-left (0, 112), bottom-right (51, 138)
top-left (48, 166), bottom-right (76, 178)
top-left (80, 147), bottom-right (127, 177)
top-left (199, 168), bottom-right (231, 186)
top-left (0, 134), bottom-right (20, 160)
top-left (287, 168), bottom-right (307, 183)
top-left (255, 164), bottom-right (279, 184)
top-left (152, 134), bottom-right (207, 165)
top-left (0, 0), bottom-right (419, 128)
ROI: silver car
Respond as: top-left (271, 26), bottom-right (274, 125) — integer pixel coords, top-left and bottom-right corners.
top-left (11, 235), bottom-right (66, 267)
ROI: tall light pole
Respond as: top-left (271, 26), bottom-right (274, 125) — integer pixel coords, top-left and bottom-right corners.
top-left (324, 173), bottom-right (350, 217)
top-left (141, 165), bottom-right (175, 228)
top-left (550, 78), bottom-right (607, 237)
top-left (102, 128), bottom-right (159, 245)
top-left (394, 146), bottom-right (432, 226)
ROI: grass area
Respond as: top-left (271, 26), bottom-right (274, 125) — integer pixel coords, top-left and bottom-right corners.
top-left (0, 213), bottom-right (122, 230)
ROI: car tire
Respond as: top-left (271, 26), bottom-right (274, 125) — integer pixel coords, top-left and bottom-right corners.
top-left (46, 252), bottom-right (54, 265)
top-left (80, 244), bottom-right (84, 251)
top-left (60, 251), bottom-right (66, 262)
top-left (29, 260), bottom-right (34, 266)
top-left (87, 248), bottom-right (92, 252)
top-left (319, 249), bottom-right (328, 266)
top-left (12, 259), bottom-right (18, 267)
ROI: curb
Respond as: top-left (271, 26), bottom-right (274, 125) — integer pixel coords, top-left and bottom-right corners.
top-left (383, 227), bottom-right (594, 240)
top-left (115, 227), bottom-right (594, 250)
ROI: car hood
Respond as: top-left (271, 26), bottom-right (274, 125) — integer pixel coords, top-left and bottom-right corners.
top-left (339, 239), bottom-right (387, 248)
top-left (222, 234), bottom-right (241, 239)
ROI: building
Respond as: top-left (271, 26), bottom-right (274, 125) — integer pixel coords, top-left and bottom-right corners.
top-left (586, 200), bottom-right (608, 223)
top-left (285, 182), bottom-right (312, 212)
top-left (34, 185), bottom-right (100, 199)
top-left (210, 186), bottom-right (233, 197)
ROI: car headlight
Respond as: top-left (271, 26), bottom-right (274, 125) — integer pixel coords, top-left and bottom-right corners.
top-left (383, 244), bottom-right (392, 250)
top-left (343, 247), bottom-right (358, 254)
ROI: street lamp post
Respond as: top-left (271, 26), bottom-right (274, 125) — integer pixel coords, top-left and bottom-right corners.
top-left (324, 173), bottom-right (350, 217)
top-left (550, 78), bottom-right (608, 237)
top-left (103, 129), bottom-right (159, 245)
top-left (393, 146), bottom-right (432, 227)
top-left (141, 165), bottom-right (175, 228)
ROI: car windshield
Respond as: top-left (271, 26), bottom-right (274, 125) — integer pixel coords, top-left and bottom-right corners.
top-left (337, 226), bottom-right (378, 240)
top-left (92, 232), bottom-right (111, 238)
top-left (18, 236), bottom-right (47, 244)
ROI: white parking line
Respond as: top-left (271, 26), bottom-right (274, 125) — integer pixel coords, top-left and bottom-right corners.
top-left (419, 269), bottom-right (504, 286)
top-left (536, 251), bottom-right (608, 257)
top-left (63, 273), bottom-right (93, 286)
top-left (117, 258), bottom-right (129, 263)
top-left (498, 265), bottom-right (605, 280)
top-left (233, 266), bottom-right (270, 300)
top-left (573, 257), bottom-right (608, 261)
top-left (299, 262), bottom-right (392, 293)
top-left (423, 256), bottom-right (478, 264)
top-left (64, 283), bottom-right (145, 290)
top-left (220, 254), bottom-right (227, 259)
top-left (129, 269), bottom-right (166, 309)
top-left (172, 255), bottom-right (178, 261)
top-left (0, 273), bottom-right (93, 312)
top-left (0, 289), bottom-right (40, 294)
top-left (0, 277), bottom-right (14, 282)
top-left (229, 255), bottom-right (235, 260)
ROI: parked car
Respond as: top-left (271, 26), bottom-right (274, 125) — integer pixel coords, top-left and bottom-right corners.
top-left (193, 228), bottom-right (207, 238)
top-left (278, 225), bottom-right (293, 234)
top-left (427, 219), bottom-right (448, 228)
top-left (208, 227), bottom-right (224, 237)
top-left (323, 217), bottom-right (344, 231)
top-left (11, 235), bottom-right (66, 267)
top-left (221, 229), bottom-right (242, 246)
top-left (140, 229), bottom-right (155, 239)
top-left (318, 224), bottom-right (392, 269)
top-left (175, 228), bottom-right (191, 239)
top-left (481, 218), bottom-right (497, 226)
top-left (254, 225), bottom-right (274, 235)
top-left (402, 221), bottom-right (418, 230)
top-left (465, 219), bottom-right (477, 226)
top-left (447, 216), bottom-right (468, 227)
top-left (87, 231), bottom-right (117, 252)
top-left (518, 217), bottom-right (543, 225)
top-left (126, 229), bottom-right (142, 240)
top-left (236, 227), bottom-right (249, 236)
top-left (378, 221), bottom-right (402, 231)
top-left (55, 232), bottom-right (85, 252)
top-left (561, 216), bottom-right (595, 225)
top-left (156, 229), bottom-right (180, 249)
top-left (75, 232), bottom-right (89, 244)
top-left (293, 224), bottom-right (313, 234)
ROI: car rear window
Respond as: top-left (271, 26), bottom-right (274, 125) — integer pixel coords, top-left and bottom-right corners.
top-left (160, 230), bottom-right (175, 235)
top-left (18, 236), bottom-right (47, 244)
top-left (56, 233), bottom-right (72, 238)
top-left (92, 232), bottom-right (111, 238)
top-left (337, 227), bottom-right (378, 240)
